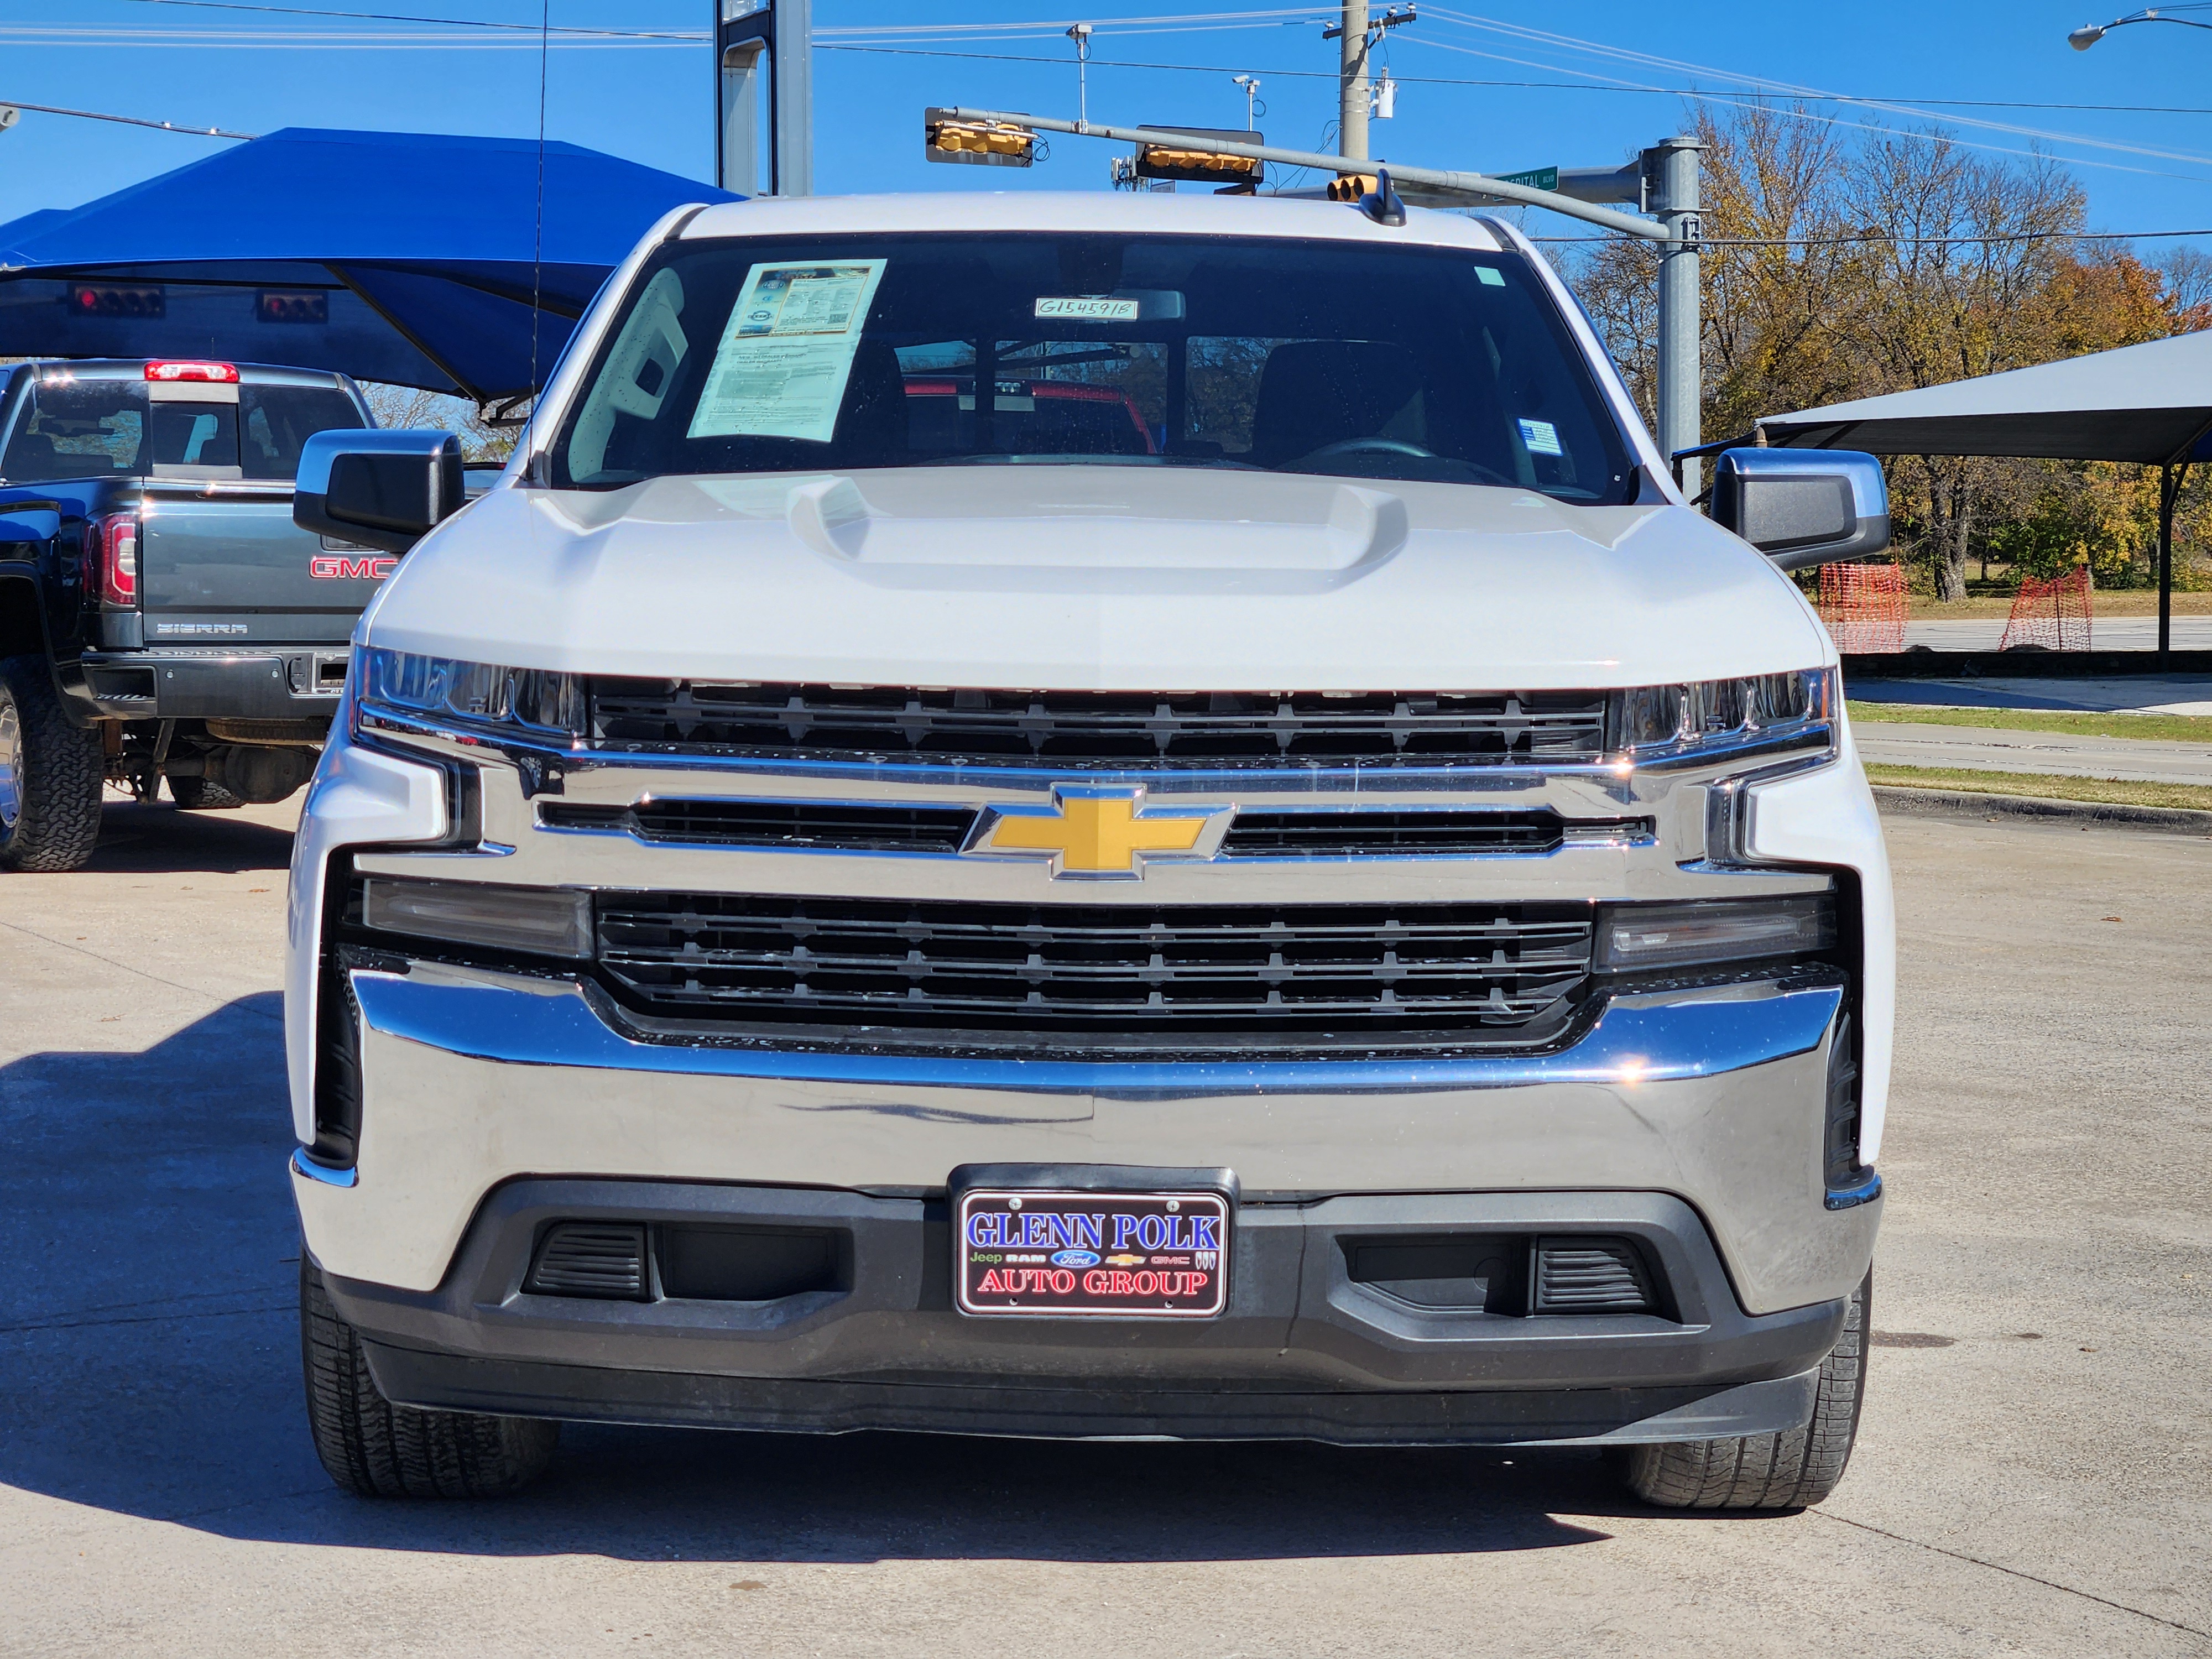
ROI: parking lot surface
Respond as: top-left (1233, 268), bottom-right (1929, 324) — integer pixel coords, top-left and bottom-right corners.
top-left (2, 797), bottom-right (2207, 1657)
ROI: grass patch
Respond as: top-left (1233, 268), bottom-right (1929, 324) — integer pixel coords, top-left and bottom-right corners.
top-left (1864, 764), bottom-right (2212, 813)
top-left (1848, 701), bottom-right (2212, 744)
top-left (1900, 591), bottom-right (2212, 619)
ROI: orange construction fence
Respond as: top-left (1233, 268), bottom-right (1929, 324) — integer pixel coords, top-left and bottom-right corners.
top-left (1815, 562), bottom-right (1907, 654)
top-left (2000, 566), bottom-right (2094, 652)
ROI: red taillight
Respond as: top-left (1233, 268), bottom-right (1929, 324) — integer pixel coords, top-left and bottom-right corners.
top-left (144, 360), bottom-right (238, 383)
top-left (87, 512), bottom-right (138, 606)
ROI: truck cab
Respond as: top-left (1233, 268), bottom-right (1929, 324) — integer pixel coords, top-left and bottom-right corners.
top-left (0, 358), bottom-right (381, 868)
top-left (284, 192), bottom-right (1893, 1511)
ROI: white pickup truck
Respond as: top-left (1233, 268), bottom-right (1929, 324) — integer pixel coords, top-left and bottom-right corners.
top-left (282, 190), bottom-right (1895, 1509)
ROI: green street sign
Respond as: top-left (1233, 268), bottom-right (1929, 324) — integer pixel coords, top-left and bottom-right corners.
top-left (1494, 165), bottom-right (1558, 192)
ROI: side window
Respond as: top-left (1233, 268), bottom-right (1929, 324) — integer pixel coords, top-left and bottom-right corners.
top-left (569, 268), bottom-right (689, 483)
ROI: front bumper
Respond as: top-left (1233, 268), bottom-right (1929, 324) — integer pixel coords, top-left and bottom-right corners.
top-left (294, 961), bottom-right (1880, 1319)
top-left (320, 1178), bottom-right (1845, 1447)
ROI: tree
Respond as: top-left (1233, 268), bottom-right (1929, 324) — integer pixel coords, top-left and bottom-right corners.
top-left (1567, 104), bottom-right (2208, 599)
top-left (357, 383), bottom-right (524, 461)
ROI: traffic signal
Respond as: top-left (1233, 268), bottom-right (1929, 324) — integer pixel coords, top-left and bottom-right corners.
top-left (924, 109), bottom-right (1036, 167)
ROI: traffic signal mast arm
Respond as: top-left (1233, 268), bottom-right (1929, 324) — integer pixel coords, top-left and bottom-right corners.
top-left (924, 108), bottom-right (1674, 244)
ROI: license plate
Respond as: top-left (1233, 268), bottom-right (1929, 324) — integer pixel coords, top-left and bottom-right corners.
top-left (955, 1187), bottom-right (1230, 1318)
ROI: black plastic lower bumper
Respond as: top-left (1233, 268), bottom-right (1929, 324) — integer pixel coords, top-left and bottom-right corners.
top-left (71, 649), bottom-right (344, 721)
top-left (324, 1179), bottom-right (1848, 1447)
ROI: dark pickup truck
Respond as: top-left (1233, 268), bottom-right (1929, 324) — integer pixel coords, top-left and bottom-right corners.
top-left (0, 358), bottom-right (388, 870)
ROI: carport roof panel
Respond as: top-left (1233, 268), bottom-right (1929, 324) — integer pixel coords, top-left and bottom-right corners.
top-left (1760, 326), bottom-right (2212, 464)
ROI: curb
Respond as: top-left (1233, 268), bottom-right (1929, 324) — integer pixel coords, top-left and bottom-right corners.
top-left (1871, 785), bottom-right (2212, 837)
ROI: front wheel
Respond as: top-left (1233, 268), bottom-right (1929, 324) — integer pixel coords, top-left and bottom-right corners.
top-left (1622, 1269), bottom-right (1869, 1511)
top-left (0, 655), bottom-right (105, 872)
top-left (300, 1255), bottom-right (558, 1498)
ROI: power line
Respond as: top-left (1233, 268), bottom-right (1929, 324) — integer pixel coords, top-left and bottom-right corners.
top-left (815, 43), bottom-right (2212, 114)
top-left (1530, 227), bottom-right (2212, 246)
top-left (105, 0), bottom-right (701, 38)
top-left (0, 96), bottom-right (254, 139)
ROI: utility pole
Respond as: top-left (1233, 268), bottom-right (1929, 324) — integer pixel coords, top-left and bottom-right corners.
top-left (714, 0), bottom-right (812, 197)
top-left (1338, 1), bottom-right (1369, 160)
top-left (1651, 135), bottom-right (1703, 494)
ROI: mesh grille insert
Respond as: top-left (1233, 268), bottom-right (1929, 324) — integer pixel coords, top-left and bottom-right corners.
top-left (587, 681), bottom-right (1611, 769)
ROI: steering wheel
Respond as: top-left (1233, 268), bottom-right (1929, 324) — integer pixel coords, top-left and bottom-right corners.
top-left (1295, 436), bottom-right (1438, 463)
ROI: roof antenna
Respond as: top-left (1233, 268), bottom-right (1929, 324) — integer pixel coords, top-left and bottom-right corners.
top-left (1359, 166), bottom-right (1406, 227)
top-left (523, 0), bottom-right (550, 484)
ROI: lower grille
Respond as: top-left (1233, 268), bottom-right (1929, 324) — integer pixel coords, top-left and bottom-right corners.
top-left (594, 893), bottom-right (1594, 1055)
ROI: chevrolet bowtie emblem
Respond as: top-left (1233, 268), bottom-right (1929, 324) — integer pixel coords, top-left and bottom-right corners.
top-left (967, 786), bottom-right (1232, 879)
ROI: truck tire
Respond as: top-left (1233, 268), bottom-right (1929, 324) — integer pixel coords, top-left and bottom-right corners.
top-left (0, 654), bottom-right (105, 872)
top-left (168, 775), bottom-right (244, 810)
top-left (300, 1255), bottom-right (558, 1498)
top-left (1623, 1269), bottom-right (1868, 1511)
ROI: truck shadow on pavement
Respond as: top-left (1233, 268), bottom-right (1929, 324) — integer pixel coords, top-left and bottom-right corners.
top-left (0, 994), bottom-right (1627, 1562)
top-left (87, 799), bottom-right (296, 875)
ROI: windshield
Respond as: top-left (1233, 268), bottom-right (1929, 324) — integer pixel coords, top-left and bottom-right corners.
top-left (552, 232), bottom-right (1636, 502)
top-left (0, 377), bottom-right (365, 482)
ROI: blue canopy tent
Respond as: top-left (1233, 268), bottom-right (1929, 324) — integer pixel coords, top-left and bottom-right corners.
top-left (0, 127), bottom-right (738, 409)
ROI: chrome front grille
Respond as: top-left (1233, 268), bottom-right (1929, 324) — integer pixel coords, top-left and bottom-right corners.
top-left (587, 681), bottom-right (1612, 769)
top-left (540, 799), bottom-right (1640, 859)
top-left (594, 893), bottom-right (1596, 1055)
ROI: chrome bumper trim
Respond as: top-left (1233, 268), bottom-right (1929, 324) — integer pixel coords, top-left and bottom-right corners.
top-left (347, 969), bottom-right (1842, 1097)
top-left (291, 1147), bottom-right (359, 1188)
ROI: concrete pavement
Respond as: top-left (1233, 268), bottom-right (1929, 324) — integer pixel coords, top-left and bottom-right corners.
top-left (1902, 616), bottom-right (2212, 652)
top-left (1853, 720), bottom-right (2212, 785)
top-left (1850, 676), bottom-right (2212, 716)
top-left (1, 795), bottom-right (2207, 1657)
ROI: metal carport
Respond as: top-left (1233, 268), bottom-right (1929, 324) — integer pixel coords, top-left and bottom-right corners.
top-left (1750, 327), bottom-right (2212, 657)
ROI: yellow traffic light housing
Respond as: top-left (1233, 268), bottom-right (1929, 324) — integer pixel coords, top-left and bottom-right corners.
top-left (924, 109), bottom-right (1036, 168)
top-left (1134, 127), bottom-right (1264, 190)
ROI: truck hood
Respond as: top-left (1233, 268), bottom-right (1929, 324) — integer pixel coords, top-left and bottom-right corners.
top-left (363, 467), bottom-right (1835, 691)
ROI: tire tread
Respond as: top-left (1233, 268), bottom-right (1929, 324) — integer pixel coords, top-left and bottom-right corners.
top-left (300, 1256), bottom-right (556, 1499)
top-left (1624, 1270), bottom-right (1869, 1512)
top-left (0, 654), bottom-right (105, 872)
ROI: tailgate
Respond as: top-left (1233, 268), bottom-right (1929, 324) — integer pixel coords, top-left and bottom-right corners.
top-left (139, 483), bottom-right (394, 646)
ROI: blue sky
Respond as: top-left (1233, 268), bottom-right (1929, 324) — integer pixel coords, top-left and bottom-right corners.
top-left (9, 1), bottom-right (2212, 256)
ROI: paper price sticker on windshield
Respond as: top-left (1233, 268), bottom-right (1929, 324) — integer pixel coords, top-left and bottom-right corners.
top-left (689, 258), bottom-right (888, 444)
top-left (956, 1188), bottom-right (1229, 1318)
top-left (1034, 295), bottom-right (1141, 321)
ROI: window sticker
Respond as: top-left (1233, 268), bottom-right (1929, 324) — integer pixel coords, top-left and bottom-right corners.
top-left (1035, 295), bottom-right (1141, 321)
top-left (688, 258), bottom-right (889, 444)
top-left (1475, 266), bottom-right (1507, 288)
top-left (1517, 417), bottom-right (1563, 456)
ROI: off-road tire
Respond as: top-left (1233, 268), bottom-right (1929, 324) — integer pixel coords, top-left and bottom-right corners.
top-left (168, 775), bottom-right (244, 810)
top-left (0, 654), bottom-right (105, 872)
top-left (300, 1255), bottom-right (558, 1498)
top-left (1623, 1269), bottom-right (1869, 1511)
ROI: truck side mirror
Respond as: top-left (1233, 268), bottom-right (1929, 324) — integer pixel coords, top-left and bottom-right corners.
top-left (295, 430), bottom-right (467, 555)
top-left (1709, 448), bottom-right (1890, 572)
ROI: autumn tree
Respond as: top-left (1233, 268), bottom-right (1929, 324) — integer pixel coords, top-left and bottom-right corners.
top-left (1568, 103), bottom-right (2207, 600)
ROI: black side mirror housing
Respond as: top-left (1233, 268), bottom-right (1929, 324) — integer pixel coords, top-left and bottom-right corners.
top-left (295, 430), bottom-right (467, 555)
top-left (1709, 448), bottom-right (1890, 572)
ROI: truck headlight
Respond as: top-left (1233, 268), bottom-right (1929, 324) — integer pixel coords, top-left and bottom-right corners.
top-left (353, 646), bottom-right (584, 744)
top-left (1610, 669), bottom-right (1835, 763)
top-left (1595, 893), bottom-right (1836, 973)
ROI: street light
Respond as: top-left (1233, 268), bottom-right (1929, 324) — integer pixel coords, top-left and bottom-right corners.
top-left (2069, 5), bottom-right (2212, 49)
